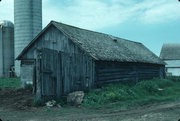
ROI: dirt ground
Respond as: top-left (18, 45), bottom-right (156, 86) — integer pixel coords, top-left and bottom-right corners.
top-left (0, 88), bottom-right (180, 121)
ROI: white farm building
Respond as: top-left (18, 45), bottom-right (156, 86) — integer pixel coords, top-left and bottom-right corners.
top-left (160, 44), bottom-right (180, 76)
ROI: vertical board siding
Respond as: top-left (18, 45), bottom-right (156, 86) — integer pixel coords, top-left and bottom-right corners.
top-left (60, 51), bottom-right (94, 94)
top-left (21, 26), bottom-right (84, 60)
top-left (20, 60), bottom-right (35, 86)
top-left (35, 51), bottom-right (42, 100)
top-left (41, 49), bottom-right (58, 97)
top-left (38, 48), bottom-right (95, 98)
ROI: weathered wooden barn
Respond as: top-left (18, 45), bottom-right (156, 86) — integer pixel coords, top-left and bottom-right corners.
top-left (17, 21), bottom-right (165, 99)
top-left (160, 44), bottom-right (180, 76)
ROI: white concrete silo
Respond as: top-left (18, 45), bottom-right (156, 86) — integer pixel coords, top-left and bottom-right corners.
top-left (0, 20), bottom-right (14, 77)
top-left (14, 0), bottom-right (42, 76)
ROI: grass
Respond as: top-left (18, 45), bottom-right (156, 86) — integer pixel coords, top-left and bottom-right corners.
top-left (1, 77), bottom-right (180, 110)
top-left (0, 78), bottom-right (21, 88)
top-left (82, 77), bottom-right (180, 109)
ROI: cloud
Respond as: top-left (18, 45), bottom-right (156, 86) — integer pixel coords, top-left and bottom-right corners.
top-left (138, 0), bottom-right (180, 24)
top-left (43, 0), bottom-right (138, 29)
top-left (0, 0), bottom-right (180, 29)
top-left (0, 0), bottom-right (14, 22)
top-left (43, 0), bottom-right (129, 29)
top-left (43, 0), bottom-right (180, 30)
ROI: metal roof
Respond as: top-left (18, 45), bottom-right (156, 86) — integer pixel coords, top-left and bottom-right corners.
top-left (160, 44), bottom-right (180, 60)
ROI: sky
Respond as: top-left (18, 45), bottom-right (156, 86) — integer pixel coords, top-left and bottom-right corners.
top-left (0, 0), bottom-right (180, 56)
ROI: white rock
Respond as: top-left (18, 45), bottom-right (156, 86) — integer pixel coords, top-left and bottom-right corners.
top-left (67, 91), bottom-right (84, 106)
top-left (45, 100), bottom-right (56, 107)
top-left (158, 88), bottom-right (164, 91)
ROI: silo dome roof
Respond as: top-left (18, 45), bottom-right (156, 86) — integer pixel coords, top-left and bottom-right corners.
top-left (0, 20), bottom-right (14, 28)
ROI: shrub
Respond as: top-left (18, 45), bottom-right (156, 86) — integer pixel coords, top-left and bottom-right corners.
top-left (82, 78), bottom-right (180, 108)
top-left (167, 76), bottom-right (180, 82)
top-left (135, 80), bottom-right (159, 94)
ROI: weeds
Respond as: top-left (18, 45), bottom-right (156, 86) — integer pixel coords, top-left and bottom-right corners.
top-left (82, 78), bottom-right (180, 108)
top-left (1, 77), bottom-right (180, 109)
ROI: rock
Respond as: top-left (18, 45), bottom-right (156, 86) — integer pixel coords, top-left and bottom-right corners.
top-left (158, 88), bottom-right (164, 91)
top-left (67, 91), bottom-right (84, 106)
top-left (45, 100), bottom-right (56, 107)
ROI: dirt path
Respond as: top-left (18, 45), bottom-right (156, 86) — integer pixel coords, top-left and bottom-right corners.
top-left (0, 102), bottom-right (180, 121)
top-left (0, 88), bottom-right (180, 121)
top-left (54, 102), bottom-right (180, 121)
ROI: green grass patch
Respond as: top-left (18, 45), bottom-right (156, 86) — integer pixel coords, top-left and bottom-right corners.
top-left (82, 78), bottom-right (180, 109)
top-left (0, 78), bottom-right (21, 88)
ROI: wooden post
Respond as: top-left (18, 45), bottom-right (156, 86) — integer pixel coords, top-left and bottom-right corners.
top-left (35, 50), bottom-right (42, 100)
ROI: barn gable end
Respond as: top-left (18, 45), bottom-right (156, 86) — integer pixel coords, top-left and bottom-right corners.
top-left (19, 25), bottom-right (86, 60)
top-left (19, 24), bottom-right (95, 89)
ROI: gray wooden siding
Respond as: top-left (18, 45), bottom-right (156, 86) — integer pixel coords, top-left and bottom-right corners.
top-left (21, 25), bottom-right (84, 60)
top-left (20, 60), bottom-right (35, 86)
top-left (95, 61), bottom-right (165, 85)
top-left (36, 48), bottom-right (95, 99)
top-left (20, 25), bottom-right (90, 90)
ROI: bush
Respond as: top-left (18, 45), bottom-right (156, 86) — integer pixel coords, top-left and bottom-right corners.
top-left (83, 84), bottom-right (134, 107)
top-left (167, 76), bottom-right (180, 82)
top-left (82, 78), bottom-right (180, 108)
top-left (135, 80), bottom-right (159, 93)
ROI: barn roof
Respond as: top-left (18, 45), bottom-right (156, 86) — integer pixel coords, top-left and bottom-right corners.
top-left (17, 21), bottom-right (165, 65)
top-left (160, 44), bottom-right (180, 60)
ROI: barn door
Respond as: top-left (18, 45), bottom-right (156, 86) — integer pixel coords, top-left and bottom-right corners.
top-left (40, 48), bottom-right (59, 97)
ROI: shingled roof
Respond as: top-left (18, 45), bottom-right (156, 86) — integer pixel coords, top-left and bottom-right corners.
top-left (17, 21), bottom-right (165, 65)
top-left (160, 44), bottom-right (180, 60)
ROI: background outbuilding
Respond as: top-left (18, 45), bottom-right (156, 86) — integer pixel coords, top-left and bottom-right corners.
top-left (160, 44), bottom-right (180, 76)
